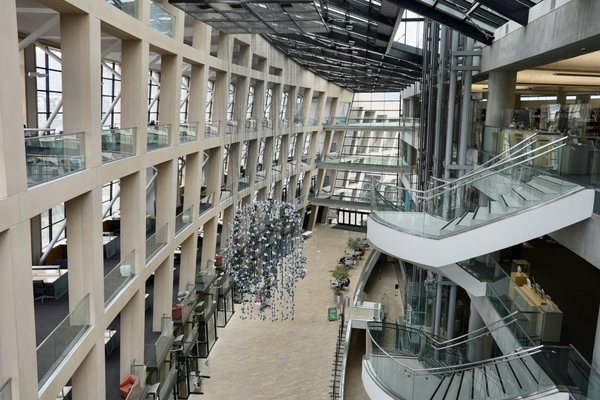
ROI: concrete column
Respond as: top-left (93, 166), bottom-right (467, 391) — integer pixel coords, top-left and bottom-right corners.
top-left (247, 139), bottom-right (259, 186)
top-left (200, 217), bottom-right (217, 269)
top-left (119, 291), bottom-right (144, 379)
top-left (180, 153), bottom-right (201, 288)
top-left (287, 86), bottom-right (298, 128)
top-left (120, 171), bottom-right (147, 272)
top-left (121, 39), bottom-right (149, 155)
top-left (272, 83), bottom-right (283, 128)
top-left (273, 180), bottom-right (283, 201)
top-left (447, 284), bottom-right (458, 339)
top-left (263, 136), bottom-right (273, 179)
top-left (158, 54), bottom-right (182, 145)
top-left (457, 38), bottom-right (474, 178)
top-left (228, 142), bottom-right (241, 192)
top-left (315, 92), bottom-right (327, 124)
top-left (220, 205), bottom-right (235, 249)
top-left (24, 45), bottom-right (38, 129)
top-left (61, 13), bottom-right (102, 168)
top-left (153, 257), bottom-right (174, 331)
top-left (205, 146), bottom-right (223, 200)
top-left (189, 63), bottom-right (208, 131)
top-left (483, 70), bottom-right (517, 154)
top-left (214, 70), bottom-right (229, 134)
top-left (71, 338), bottom-right (106, 400)
top-left (217, 32), bottom-right (233, 61)
top-left (156, 160), bottom-right (177, 242)
top-left (65, 189), bottom-right (104, 318)
top-left (467, 300), bottom-right (485, 361)
top-left (0, 224), bottom-right (38, 399)
top-left (192, 20), bottom-right (211, 53)
top-left (433, 275), bottom-right (443, 337)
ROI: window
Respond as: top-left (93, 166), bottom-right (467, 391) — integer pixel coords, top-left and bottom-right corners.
top-left (101, 62), bottom-right (122, 129)
top-left (35, 45), bottom-right (63, 131)
top-left (246, 85), bottom-right (255, 119)
top-left (279, 91), bottom-right (289, 121)
top-left (180, 76), bottom-right (190, 123)
top-left (41, 204), bottom-right (66, 248)
top-left (206, 80), bottom-right (215, 121)
top-left (227, 83), bottom-right (236, 121)
top-left (148, 70), bottom-right (161, 124)
top-left (264, 87), bottom-right (273, 120)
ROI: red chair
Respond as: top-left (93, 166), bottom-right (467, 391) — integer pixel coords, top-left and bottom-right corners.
top-left (172, 304), bottom-right (183, 320)
top-left (119, 374), bottom-right (139, 399)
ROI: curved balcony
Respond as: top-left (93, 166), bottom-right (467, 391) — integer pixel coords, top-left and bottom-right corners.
top-left (368, 136), bottom-right (595, 267)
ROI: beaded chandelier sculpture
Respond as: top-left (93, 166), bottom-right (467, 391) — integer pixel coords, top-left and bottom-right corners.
top-left (223, 199), bottom-right (307, 321)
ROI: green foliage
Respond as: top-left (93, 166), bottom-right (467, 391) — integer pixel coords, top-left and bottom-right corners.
top-left (330, 264), bottom-right (350, 281)
top-left (347, 237), bottom-right (363, 251)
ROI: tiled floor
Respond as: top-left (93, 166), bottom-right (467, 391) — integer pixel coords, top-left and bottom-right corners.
top-left (197, 225), bottom-right (370, 400)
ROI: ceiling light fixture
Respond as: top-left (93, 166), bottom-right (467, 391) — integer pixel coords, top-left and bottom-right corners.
top-left (553, 71), bottom-right (600, 78)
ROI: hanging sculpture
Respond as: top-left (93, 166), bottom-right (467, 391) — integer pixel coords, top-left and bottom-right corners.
top-left (222, 199), bottom-right (307, 321)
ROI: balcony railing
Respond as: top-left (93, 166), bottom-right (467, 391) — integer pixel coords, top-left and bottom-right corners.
top-left (205, 120), bottom-right (219, 138)
top-left (179, 123), bottom-right (198, 144)
top-left (255, 170), bottom-right (267, 183)
top-left (123, 363), bottom-right (148, 400)
top-left (106, 0), bottom-right (136, 16)
top-left (144, 317), bottom-right (173, 369)
top-left (104, 250), bottom-right (136, 306)
top-left (225, 120), bottom-right (238, 135)
top-left (102, 127), bottom-right (136, 163)
top-left (25, 132), bottom-right (86, 187)
top-left (200, 193), bottom-right (214, 216)
top-left (175, 206), bottom-right (193, 234)
top-left (147, 124), bottom-right (171, 151)
top-left (173, 283), bottom-right (197, 324)
top-left (238, 175), bottom-right (251, 191)
top-left (0, 379), bottom-right (11, 400)
top-left (146, 223), bottom-right (168, 262)
top-left (220, 183), bottom-right (233, 201)
top-left (37, 294), bottom-right (90, 388)
top-left (149, 1), bottom-right (174, 37)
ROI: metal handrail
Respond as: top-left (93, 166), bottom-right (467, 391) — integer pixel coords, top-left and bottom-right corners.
top-left (422, 310), bottom-right (519, 348)
top-left (383, 134), bottom-right (564, 201)
top-left (375, 137), bottom-right (567, 208)
top-left (367, 321), bottom-right (543, 374)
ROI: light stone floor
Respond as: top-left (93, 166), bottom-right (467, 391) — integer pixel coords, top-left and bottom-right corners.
top-left (196, 225), bottom-right (370, 400)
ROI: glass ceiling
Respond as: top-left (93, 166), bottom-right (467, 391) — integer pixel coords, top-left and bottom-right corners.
top-left (170, 0), bottom-right (542, 92)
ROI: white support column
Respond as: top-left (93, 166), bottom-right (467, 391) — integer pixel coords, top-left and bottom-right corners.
top-left (201, 217), bottom-right (217, 270)
top-left (0, 223), bottom-right (38, 399)
top-left (153, 257), bottom-right (174, 331)
top-left (158, 54), bottom-right (183, 146)
top-left (447, 284), bottom-right (458, 339)
top-left (71, 338), bottom-right (106, 400)
top-left (483, 70), bottom-right (517, 155)
top-left (117, 40), bottom-right (148, 152)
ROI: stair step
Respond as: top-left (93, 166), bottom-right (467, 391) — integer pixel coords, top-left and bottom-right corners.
top-left (513, 184), bottom-right (544, 201)
top-left (496, 360), bottom-right (522, 394)
top-left (457, 211), bottom-right (476, 227)
top-left (473, 203), bottom-right (490, 220)
top-left (489, 200), bottom-right (507, 215)
top-left (502, 193), bottom-right (524, 208)
top-left (440, 216), bottom-right (462, 232)
top-left (528, 177), bottom-right (561, 194)
top-left (537, 174), bottom-right (576, 187)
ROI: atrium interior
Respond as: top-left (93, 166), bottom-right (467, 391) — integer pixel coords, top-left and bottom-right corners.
top-left (1, 0), bottom-right (600, 399)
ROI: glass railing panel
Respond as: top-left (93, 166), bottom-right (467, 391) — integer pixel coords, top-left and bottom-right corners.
top-left (144, 317), bottom-right (173, 368)
top-left (200, 193), bottom-right (214, 216)
top-left (220, 184), bottom-right (233, 201)
top-left (293, 117), bottom-right (305, 127)
top-left (0, 379), bottom-right (11, 400)
top-left (272, 165), bottom-right (282, 178)
top-left (175, 206), bottom-right (193, 234)
top-left (255, 170), bottom-right (267, 183)
top-left (158, 363), bottom-right (177, 399)
top-left (37, 294), bottom-right (90, 388)
top-left (174, 283), bottom-right (197, 324)
top-left (225, 120), bottom-right (238, 135)
top-left (106, 0), bottom-right (137, 17)
top-left (245, 119), bottom-right (257, 133)
top-left (238, 176), bottom-right (251, 191)
top-left (179, 123), bottom-right (198, 144)
top-left (123, 363), bottom-right (148, 400)
top-left (104, 250), bottom-right (136, 306)
top-left (102, 127), bottom-right (136, 163)
top-left (535, 345), bottom-right (600, 399)
top-left (146, 223), bottom-right (168, 262)
top-left (306, 117), bottom-right (318, 126)
top-left (149, 1), bottom-right (174, 37)
top-left (25, 132), bottom-right (86, 187)
top-left (205, 120), bottom-right (219, 138)
top-left (147, 124), bottom-right (171, 151)
top-left (279, 119), bottom-right (289, 129)
top-left (261, 119), bottom-right (273, 135)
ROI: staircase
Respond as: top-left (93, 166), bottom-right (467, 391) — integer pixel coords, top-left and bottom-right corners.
top-left (367, 136), bottom-right (595, 267)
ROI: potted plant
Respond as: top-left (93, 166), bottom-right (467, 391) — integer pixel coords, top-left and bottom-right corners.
top-left (347, 237), bottom-right (363, 251)
top-left (330, 263), bottom-right (350, 282)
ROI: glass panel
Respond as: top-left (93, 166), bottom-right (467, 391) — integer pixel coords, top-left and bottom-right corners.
top-left (200, 193), bottom-right (214, 216)
top-left (179, 123), bottom-right (198, 144)
top-left (149, 1), bottom-right (174, 37)
top-left (0, 380), bottom-right (11, 400)
top-left (102, 127), bottom-right (136, 163)
top-left (25, 132), bottom-right (86, 187)
top-left (175, 206), bottom-right (193, 234)
top-left (37, 294), bottom-right (91, 388)
top-left (106, 0), bottom-right (137, 17)
top-left (220, 183), bottom-right (233, 201)
top-left (205, 120), bottom-right (219, 138)
top-left (104, 250), bottom-right (136, 306)
top-left (146, 223), bottom-right (168, 262)
top-left (147, 124), bottom-right (171, 151)
top-left (238, 175), bottom-right (251, 191)
top-left (144, 317), bottom-right (173, 368)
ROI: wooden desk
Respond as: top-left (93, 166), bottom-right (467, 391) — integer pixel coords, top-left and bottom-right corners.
top-left (32, 268), bottom-right (68, 300)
